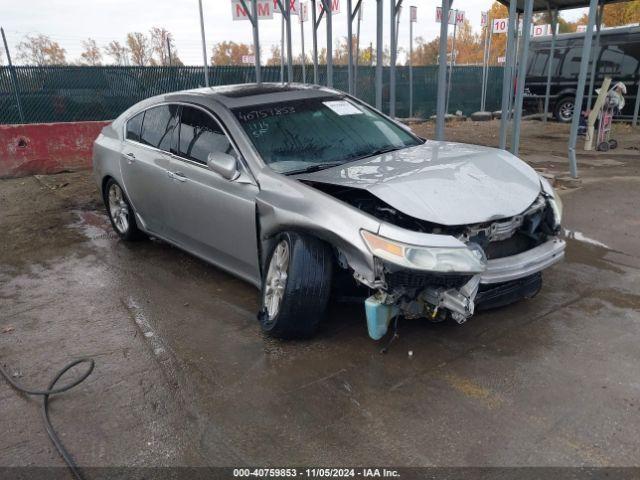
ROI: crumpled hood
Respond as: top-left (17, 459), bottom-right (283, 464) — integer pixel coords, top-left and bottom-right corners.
top-left (298, 140), bottom-right (542, 226)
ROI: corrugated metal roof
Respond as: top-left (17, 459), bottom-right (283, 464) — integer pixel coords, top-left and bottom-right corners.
top-left (497, 0), bottom-right (630, 13)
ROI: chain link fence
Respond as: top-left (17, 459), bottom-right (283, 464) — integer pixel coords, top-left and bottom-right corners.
top-left (0, 65), bottom-right (504, 124)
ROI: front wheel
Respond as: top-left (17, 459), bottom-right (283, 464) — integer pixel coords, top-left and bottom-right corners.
top-left (259, 232), bottom-right (333, 339)
top-left (554, 97), bottom-right (575, 123)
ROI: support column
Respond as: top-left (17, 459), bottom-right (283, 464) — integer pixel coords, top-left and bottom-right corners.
top-left (312, 0), bottom-right (320, 84)
top-left (435, 0), bottom-right (450, 141)
top-left (197, 0), bottom-right (210, 86)
top-left (375, 0), bottom-right (383, 110)
top-left (324, 0), bottom-right (333, 87)
top-left (568, 0), bottom-right (599, 178)
top-left (511, 0), bottom-right (534, 156)
top-left (543, 6), bottom-right (557, 123)
top-left (498, 0), bottom-right (517, 150)
top-left (347, 0), bottom-right (354, 94)
top-left (389, 0), bottom-right (398, 117)
top-left (587, 2), bottom-right (604, 109)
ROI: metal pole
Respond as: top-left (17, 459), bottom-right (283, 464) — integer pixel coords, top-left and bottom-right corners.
top-left (375, 0), bottom-right (383, 110)
top-left (252, 0), bottom-right (262, 83)
top-left (355, 6), bottom-right (362, 96)
top-left (543, 6), bottom-right (557, 123)
top-left (301, 5), bottom-right (306, 83)
top-left (498, 0), bottom-right (517, 150)
top-left (435, 0), bottom-right (450, 140)
top-left (167, 36), bottom-right (172, 66)
top-left (632, 79), bottom-right (640, 127)
top-left (348, 0), bottom-right (354, 94)
top-left (587, 2), bottom-right (604, 109)
top-left (511, 0), bottom-right (534, 156)
top-left (568, 0), bottom-right (599, 179)
top-left (312, 0), bottom-right (319, 84)
top-left (409, 14), bottom-right (413, 118)
top-left (482, 21), bottom-right (493, 112)
top-left (446, 17), bottom-right (457, 114)
top-left (198, 0), bottom-right (210, 86)
top-left (325, 0), bottom-right (333, 88)
top-left (280, 14), bottom-right (285, 83)
top-left (1, 27), bottom-right (25, 123)
top-left (480, 21), bottom-right (488, 112)
top-left (285, 1), bottom-right (293, 82)
top-left (390, 0), bottom-right (397, 117)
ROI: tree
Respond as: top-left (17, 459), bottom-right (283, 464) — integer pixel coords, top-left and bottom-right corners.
top-left (126, 32), bottom-right (155, 66)
top-left (408, 36), bottom-right (440, 65)
top-left (104, 41), bottom-right (129, 65)
top-left (211, 41), bottom-right (253, 65)
top-left (79, 38), bottom-right (102, 66)
top-left (266, 45), bottom-right (282, 66)
top-left (602, 1), bottom-right (640, 27)
top-left (149, 27), bottom-right (182, 66)
top-left (453, 19), bottom-right (483, 64)
top-left (17, 34), bottom-right (67, 65)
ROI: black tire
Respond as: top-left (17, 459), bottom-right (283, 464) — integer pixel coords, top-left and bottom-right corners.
top-left (554, 97), bottom-right (575, 123)
top-left (597, 141), bottom-right (610, 152)
top-left (259, 232), bottom-right (333, 339)
top-left (608, 139), bottom-right (618, 150)
top-left (103, 178), bottom-right (143, 241)
top-left (470, 111), bottom-right (492, 122)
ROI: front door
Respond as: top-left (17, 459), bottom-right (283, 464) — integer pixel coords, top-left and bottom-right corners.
top-left (166, 105), bottom-right (260, 284)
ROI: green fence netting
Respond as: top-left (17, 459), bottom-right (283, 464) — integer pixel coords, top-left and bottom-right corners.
top-left (0, 65), bottom-right (504, 124)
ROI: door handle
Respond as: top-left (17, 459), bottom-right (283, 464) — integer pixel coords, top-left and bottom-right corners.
top-left (173, 171), bottom-right (188, 182)
top-left (125, 152), bottom-right (136, 163)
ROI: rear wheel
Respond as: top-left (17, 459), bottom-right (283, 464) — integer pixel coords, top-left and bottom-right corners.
top-left (259, 232), bottom-right (333, 339)
top-left (104, 178), bottom-right (143, 241)
top-left (554, 97), bottom-right (575, 123)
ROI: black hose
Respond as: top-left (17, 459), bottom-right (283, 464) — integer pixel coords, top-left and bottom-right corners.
top-left (0, 358), bottom-right (95, 480)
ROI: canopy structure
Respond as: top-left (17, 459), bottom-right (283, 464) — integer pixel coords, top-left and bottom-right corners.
top-left (435, 0), bottom-right (635, 178)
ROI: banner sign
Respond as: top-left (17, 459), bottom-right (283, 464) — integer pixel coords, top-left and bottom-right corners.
top-left (317, 0), bottom-right (340, 15)
top-left (492, 18), bottom-right (508, 33)
top-left (232, 0), bottom-right (274, 20)
top-left (273, 0), bottom-right (301, 15)
top-left (300, 1), bottom-right (308, 22)
top-left (241, 55), bottom-right (256, 64)
top-left (410, 6), bottom-right (417, 23)
top-left (436, 7), bottom-right (465, 26)
top-left (481, 11), bottom-right (488, 27)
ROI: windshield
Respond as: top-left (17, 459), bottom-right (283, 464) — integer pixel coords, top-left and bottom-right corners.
top-left (232, 96), bottom-right (422, 174)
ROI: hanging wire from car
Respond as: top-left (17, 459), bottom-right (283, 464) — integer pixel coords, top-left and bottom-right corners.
top-left (0, 358), bottom-right (95, 480)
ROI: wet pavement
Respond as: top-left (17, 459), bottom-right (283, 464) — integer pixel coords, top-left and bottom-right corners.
top-left (1, 152), bottom-right (640, 468)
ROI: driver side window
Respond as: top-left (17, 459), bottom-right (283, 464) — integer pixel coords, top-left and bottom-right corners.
top-left (178, 106), bottom-right (235, 165)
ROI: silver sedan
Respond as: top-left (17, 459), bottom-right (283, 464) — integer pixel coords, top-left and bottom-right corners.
top-left (93, 83), bottom-right (565, 340)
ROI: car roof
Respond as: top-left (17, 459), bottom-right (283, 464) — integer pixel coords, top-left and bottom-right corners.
top-left (165, 82), bottom-right (344, 109)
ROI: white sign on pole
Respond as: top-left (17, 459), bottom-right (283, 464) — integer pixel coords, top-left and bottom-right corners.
top-left (436, 7), bottom-right (464, 26)
top-left (481, 11), bottom-right (488, 27)
top-left (241, 54), bottom-right (256, 64)
top-left (492, 18), bottom-right (508, 33)
top-left (576, 24), bottom-right (587, 32)
top-left (273, 0), bottom-right (301, 15)
top-left (316, 0), bottom-right (340, 15)
top-left (532, 24), bottom-right (551, 37)
top-left (232, 0), bottom-right (274, 20)
top-left (300, 1), bottom-right (308, 22)
top-left (498, 56), bottom-right (506, 64)
top-left (410, 6), bottom-right (417, 23)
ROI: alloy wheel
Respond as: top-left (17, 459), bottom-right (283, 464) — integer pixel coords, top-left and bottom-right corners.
top-left (264, 240), bottom-right (290, 319)
top-left (108, 183), bottom-right (130, 234)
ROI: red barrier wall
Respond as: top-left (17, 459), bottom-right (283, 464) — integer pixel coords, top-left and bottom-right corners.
top-left (0, 121), bottom-right (110, 179)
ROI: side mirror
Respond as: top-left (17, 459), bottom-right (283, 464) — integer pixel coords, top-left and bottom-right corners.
top-left (207, 152), bottom-right (239, 180)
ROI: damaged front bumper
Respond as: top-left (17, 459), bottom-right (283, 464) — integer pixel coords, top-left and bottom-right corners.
top-left (364, 237), bottom-right (565, 339)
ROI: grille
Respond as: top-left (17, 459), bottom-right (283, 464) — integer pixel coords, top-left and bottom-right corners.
top-left (385, 270), bottom-right (471, 290)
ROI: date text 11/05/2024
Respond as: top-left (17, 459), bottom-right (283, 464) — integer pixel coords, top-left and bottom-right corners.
top-left (233, 468), bottom-right (401, 478)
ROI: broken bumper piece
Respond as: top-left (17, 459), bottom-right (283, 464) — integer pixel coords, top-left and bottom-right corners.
top-left (363, 238), bottom-right (565, 340)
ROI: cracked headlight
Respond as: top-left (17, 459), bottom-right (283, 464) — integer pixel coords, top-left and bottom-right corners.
top-left (540, 176), bottom-right (563, 227)
top-left (361, 230), bottom-right (487, 273)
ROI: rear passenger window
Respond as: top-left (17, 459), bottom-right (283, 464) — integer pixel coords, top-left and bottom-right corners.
top-left (178, 106), bottom-right (233, 165)
top-left (126, 112), bottom-right (144, 142)
top-left (140, 104), bottom-right (179, 151)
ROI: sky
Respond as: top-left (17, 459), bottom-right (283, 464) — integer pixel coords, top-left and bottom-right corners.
top-left (1, 0), bottom-right (588, 65)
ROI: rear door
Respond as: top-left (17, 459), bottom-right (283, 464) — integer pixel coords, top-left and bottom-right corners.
top-left (165, 104), bottom-right (260, 284)
top-left (120, 104), bottom-right (179, 234)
